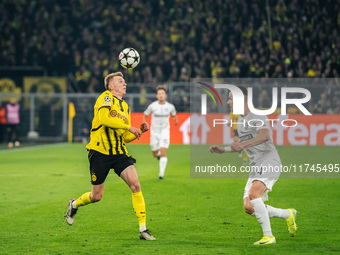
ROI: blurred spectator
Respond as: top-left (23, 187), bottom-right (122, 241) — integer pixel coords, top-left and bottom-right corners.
top-left (6, 98), bottom-right (21, 148)
top-left (0, 0), bottom-right (339, 113)
top-left (139, 85), bottom-right (148, 108)
top-left (0, 102), bottom-right (7, 143)
top-left (80, 119), bottom-right (91, 143)
top-left (75, 65), bottom-right (91, 92)
top-left (0, 0), bottom-right (339, 85)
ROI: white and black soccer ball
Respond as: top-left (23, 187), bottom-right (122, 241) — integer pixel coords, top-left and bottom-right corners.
top-left (119, 48), bottom-right (140, 69)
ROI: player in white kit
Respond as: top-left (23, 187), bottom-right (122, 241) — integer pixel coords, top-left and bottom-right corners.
top-left (210, 86), bottom-right (297, 245)
top-left (143, 86), bottom-right (178, 179)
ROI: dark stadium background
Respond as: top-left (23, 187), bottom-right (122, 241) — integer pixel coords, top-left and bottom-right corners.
top-left (0, 0), bottom-right (339, 144)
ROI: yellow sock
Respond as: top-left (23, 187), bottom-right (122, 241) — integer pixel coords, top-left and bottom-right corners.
top-left (75, 192), bottom-right (92, 208)
top-left (132, 191), bottom-right (146, 230)
top-left (243, 151), bottom-right (248, 161)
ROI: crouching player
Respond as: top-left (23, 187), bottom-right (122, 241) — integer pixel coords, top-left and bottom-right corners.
top-left (210, 86), bottom-right (297, 245)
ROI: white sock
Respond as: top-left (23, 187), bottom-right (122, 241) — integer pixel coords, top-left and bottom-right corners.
top-left (250, 198), bottom-right (273, 237)
top-left (72, 200), bottom-right (77, 209)
top-left (159, 157), bottom-right (168, 177)
top-left (139, 226), bottom-right (146, 232)
top-left (267, 205), bottom-right (290, 219)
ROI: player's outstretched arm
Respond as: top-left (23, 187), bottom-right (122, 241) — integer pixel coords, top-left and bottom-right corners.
top-left (210, 146), bottom-right (225, 153)
top-left (124, 122), bottom-right (149, 143)
top-left (142, 114), bottom-right (148, 124)
top-left (231, 129), bottom-right (270, 151)
top-left (124, 126), bottom-right (142, 143)
top-left (209, 146), bottom-right (235, 153)
top-left (99, 107), bottom-right (130, 130)
top-left (172, 115), bottom-right (178, 125)
top-left (140, 122), bottom-right (149, 132)
top-left (129, 126), bottom-right (141, 139)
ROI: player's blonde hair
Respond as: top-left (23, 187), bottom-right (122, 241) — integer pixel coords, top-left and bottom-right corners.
top-left (104, 72), bottom-right (124, 90)
top-left (156, 85), bottom-right (167, 93)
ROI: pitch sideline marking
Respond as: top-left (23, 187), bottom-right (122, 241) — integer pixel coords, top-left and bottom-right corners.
top-left (0, 142), bottom-right (72, 153)
top-left (0, 173), bottom-right (88, 177)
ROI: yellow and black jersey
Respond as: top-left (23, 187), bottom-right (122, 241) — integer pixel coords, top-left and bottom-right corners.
top-left (230, 111), bottom-right (239, 136)
top-left (86, 90), bottom-right (137, 155)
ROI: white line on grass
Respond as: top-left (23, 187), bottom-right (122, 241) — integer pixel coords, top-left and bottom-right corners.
top-left (0, 142), bottom-right (70, 153)
top-left (0, 173), bottom-right (88, 177)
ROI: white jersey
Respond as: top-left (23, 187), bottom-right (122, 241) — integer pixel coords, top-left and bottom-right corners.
top-left (237, 112), bottom-right (281, 168)
top-left (144, 101), bottom-right (177, 134)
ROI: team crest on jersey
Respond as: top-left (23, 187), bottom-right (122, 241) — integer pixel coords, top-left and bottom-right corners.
top-left (92, 173), bottom-right (97, 182)
top-left (104, 96), bottom-right (111, 102)
top-left (245, 121), bottom-right (249, 129)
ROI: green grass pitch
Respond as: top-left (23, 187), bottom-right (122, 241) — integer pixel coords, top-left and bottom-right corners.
top-left (0, 144), bottom-right (340, 254)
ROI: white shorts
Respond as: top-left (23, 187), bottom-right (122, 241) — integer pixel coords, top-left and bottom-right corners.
top-left (243, 177), bottom-right (278, 202)
top-left (150, 131), bottom-right (170, 151)
top-left (243, 156), bottom-right (281, 201)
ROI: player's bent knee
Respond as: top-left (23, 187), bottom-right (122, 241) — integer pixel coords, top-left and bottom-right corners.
top-left (244, 206), bottom-right (254, 215)
top-left (243, 199), bottom-right (254, 215)
top-left (160, 148), bottom-right (167, 157)
top-left (248, 193), bottom-right (257, 201)
top-left (130, 181), bottom-right (141, 193)
top-left (248, 189), bottom-right (262, 200)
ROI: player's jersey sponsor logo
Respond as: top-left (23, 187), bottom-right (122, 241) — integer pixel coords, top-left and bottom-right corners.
top-left (110, 110), bottom-right (128, 123)
top-left (102, 102), bottom-right (111, 106)
top-left (111, 110), bottom-right (117, 117)
top-left (240, 134), bottom-right (253, 142)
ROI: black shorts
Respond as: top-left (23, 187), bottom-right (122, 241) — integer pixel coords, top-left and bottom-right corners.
top-left (88, 150), bottom-right (136, 185)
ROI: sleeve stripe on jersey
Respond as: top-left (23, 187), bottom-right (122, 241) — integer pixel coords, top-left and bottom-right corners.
top-left (113, 129), bottom-right (120, 155)
top-left (91, 125), bottom-right (102, 132)
top-left (105, 127), bottom-right (113, 155)
top-left (98, 106), bottom-right (110, 112)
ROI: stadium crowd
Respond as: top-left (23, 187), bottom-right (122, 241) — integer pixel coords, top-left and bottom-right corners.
top-left (0, 0), bottom-right (339, 113)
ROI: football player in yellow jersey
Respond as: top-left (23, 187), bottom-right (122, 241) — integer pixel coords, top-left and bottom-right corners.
top-left (230, 111), bottom-right (249, 166)
top-left (65, 72), bottom-right (156, 240)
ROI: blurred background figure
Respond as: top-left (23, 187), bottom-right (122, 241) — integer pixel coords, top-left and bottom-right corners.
top-left (6, 98), bottom-right (21, 148)
top-left (38, 98), bottom-right (55, 137)
top-left (0, 102), bottom-right (7, 143)
top-left (80, 119), bottom-right (91, 143)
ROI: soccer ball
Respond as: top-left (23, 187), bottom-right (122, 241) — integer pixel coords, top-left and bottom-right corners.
top-left (119, 48), bottom-right (140, 69)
